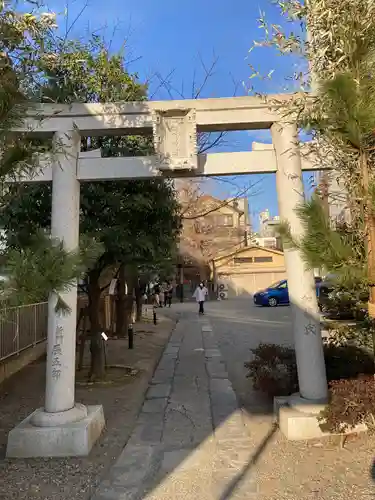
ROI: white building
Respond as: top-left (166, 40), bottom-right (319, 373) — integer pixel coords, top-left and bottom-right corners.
top-left (259, 209), bottom-right (281, 237)
top-left (314, 171), bottom-right (350, 225)
top-left (251, 235), bottom-right (279, 249)
top-left (255, 210), bottom-right (282, 249)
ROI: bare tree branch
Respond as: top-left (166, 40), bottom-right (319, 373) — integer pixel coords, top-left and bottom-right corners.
top-left (182, 187), bottom-right (255, 220)
top-left (151, 54), bottom-right (240, 155)
top-left (149, 69), bottom-right (177, 100)
top-left (63, 0), bottom-right (89, 43)
top-left (181, 177), bottom-right (263, 220)
top-left (193, 53), bottom-right (219, 99)
top-left (198, 132), bottom-right (227, 154)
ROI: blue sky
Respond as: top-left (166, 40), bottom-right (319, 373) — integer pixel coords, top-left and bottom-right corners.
top-left (42, 0), bottom-right (312, 230)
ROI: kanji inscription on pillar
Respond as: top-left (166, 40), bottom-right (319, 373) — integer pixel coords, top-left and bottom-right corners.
top-left (55, 324), bottom-right (64, 342)
top-left (51, 343), bottom-right (62, 380)
top-left (152, 108), bottom-right (197, 170)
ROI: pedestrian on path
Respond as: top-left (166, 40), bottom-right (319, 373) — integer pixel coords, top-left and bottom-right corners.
top-left (164, 281), bottom-right (173, 308)
top-left (193, 282), bottom-right (208, 315)
top-left (158, 283), bottom-right (165, 308)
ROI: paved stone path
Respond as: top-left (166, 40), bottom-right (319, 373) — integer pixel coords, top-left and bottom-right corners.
top-left (91, 312), bottom-right (259, 499)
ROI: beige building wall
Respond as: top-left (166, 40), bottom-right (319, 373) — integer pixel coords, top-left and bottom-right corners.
top-left (212, 246), bottom-right (287, 297)
top-left (178, 190), bottom-right (250, 275)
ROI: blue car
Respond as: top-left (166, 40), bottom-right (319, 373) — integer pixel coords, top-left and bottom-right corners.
top-left (253, 277), bottom-right (322, 307)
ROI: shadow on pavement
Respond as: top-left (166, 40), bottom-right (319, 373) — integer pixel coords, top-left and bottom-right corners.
top-left (218, 423), bottom-right (278, 500)
top-left (90, 303), bottom-right (279, 499)
top-left (87, 296), bottom-right (375, 499)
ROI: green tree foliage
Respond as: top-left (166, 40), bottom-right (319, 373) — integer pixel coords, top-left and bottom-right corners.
top-left (2, 176), bottom-right (181, 378)
top-left (0, 2), bottom-right (55, 181)
top-left (250, 1), bottom-right (375, 353)
top-left (0, 2), bottom-right (100, 309)
top-left (279, 196), bottom-right (366, 286)
top-left (3, 231), bottom-right (102, 310)
top-left (279, 1), bottom-right (375, 308)
top-left (2, 179), bottom-right (181, 278)
top-left (1, 33), bottom-right (181, 378)
top-left (278, 193), bottom-right (375, 354)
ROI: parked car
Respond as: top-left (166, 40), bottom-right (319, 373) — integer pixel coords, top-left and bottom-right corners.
top-left (253, 277), bottom-right (322, 307)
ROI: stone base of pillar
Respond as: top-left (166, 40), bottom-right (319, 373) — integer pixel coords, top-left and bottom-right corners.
top-left (6, 405), bottom-right (105, 458)
top-left (31, 403), bottom-right (88, 427)
top-left (274, 393), bottom-right (367, 441)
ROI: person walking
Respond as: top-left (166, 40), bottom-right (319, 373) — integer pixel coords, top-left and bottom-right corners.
top-left (164, 281), bottom-right (173, 308)
top-left (193, 282), bottom-right (208, 315)
top-left (158, 283), bottom-right (165, 308)
top-left (153, 282), bottom-right (160, 297)
top-left (153, 282), bottom-right (163, 308)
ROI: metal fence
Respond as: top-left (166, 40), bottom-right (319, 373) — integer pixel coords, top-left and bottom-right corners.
top-left (0, 302), bottom-right (48, 362)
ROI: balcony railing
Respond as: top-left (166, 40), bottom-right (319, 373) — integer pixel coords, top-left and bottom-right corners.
top-left (0, 302), bottom-right (48, 362)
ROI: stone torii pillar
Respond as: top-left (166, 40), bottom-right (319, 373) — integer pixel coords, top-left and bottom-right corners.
top-left (271, 120), bottom-right (328, 439)
top-left (6, 130), bottom-right (105, 458)
top-left (6, 107), bottom-right (198, 458)
top-left (43, 130), bottom-right (82, 417)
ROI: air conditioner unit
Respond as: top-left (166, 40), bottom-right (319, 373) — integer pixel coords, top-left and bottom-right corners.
top-left (218, 290), bottom-right (228, 300)
top-left (218, 282), bottom-right (228, 292)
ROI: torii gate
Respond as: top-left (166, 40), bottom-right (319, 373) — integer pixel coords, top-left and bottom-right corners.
top-left (6, 95), bottom-right (328, 457)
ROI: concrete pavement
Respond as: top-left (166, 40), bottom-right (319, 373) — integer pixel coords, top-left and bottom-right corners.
top-left (91, 309), bottom-right (261, 499)
top-left (205, 299), bottom-right (293, 415)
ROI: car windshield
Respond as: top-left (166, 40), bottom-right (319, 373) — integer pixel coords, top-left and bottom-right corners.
top-left (268, 280), bottom-right (285, 289)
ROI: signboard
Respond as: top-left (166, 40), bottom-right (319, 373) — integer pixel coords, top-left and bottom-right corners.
top-left (152, 108), bottom-right (197, 171)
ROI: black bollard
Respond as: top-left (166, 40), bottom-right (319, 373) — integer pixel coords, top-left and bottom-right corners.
top-left (153, 309), bottom-right (157, 325)
top-left (128, 323), bottom-right (134, 349)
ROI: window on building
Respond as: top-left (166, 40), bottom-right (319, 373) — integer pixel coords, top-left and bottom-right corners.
top-left (216, 214), bottom-right (234, 227)
top-left (199, 215), bottom-right (215, 232)
top-left (233, 257), bottom-right (253, 264)
top-left (254, 256), bottom-right (273, 263)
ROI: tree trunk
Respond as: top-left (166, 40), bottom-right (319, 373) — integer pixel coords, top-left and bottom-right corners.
top-left (88, 269), bottom-right (105, 381)
top-left (360, 151), bottom-right (375, 318)
top-left (116, 263), bottom-right (127, 337)
top-left (319, 172), bottom-right (330, 219)
top-left (77, 306), bottom-right (89, 372)
top-left (135, 281), bottom-right (142, 322)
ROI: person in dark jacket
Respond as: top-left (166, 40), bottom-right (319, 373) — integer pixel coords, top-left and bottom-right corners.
top-left (164, 281), bottom-right (173, 307)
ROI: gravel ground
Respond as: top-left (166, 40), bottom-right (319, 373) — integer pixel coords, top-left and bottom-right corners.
top-left (237, 413), bottom-right (375, 500)
top-left (0, 316), bottom-right (176, 500)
